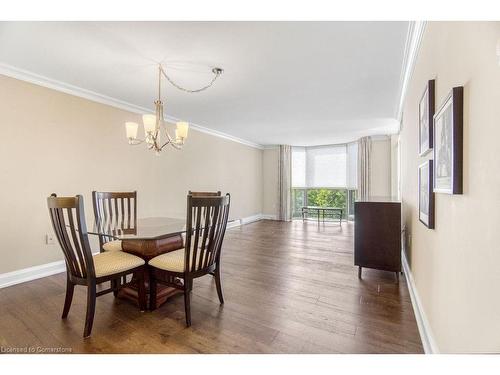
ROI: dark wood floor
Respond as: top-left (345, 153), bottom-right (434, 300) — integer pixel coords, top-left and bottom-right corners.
top-left (0, 220), bottom-right (423, 353)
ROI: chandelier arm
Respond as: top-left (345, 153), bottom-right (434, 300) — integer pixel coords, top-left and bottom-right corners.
top-left (158, 138), bottom-right (182, 151)
top-left (159, 65), bottom-right (222, 94)
top-left (158, 126), bottom-right (183, 151)
top-left (158, 138), bottom-right (171, 150)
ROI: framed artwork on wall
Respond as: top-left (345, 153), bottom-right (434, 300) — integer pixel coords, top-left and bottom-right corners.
top-left (419, 160), bottom-right (434, 229)
top-left (433, 86), bottom-right (463, 194)
top-left (418, 79), bottom-right (435, 156)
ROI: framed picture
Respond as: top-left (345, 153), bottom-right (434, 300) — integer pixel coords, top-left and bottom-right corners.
top-left (433, 86), bottom-right (463, 194)
top-left (419, 79), bottom-right (435, 156)
top-left (419, 160), bottom-right (434, 229)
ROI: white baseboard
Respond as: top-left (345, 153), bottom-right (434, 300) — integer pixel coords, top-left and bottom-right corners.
top-left (260, 214), bottom-right (278, 220)
top-left (0, 259), bottom-right (66, 289)
top-left (227, 219), bottom-right (243, 229)
top-left (401, 250), bottom-right (440, 354)
top-left (0, 214), bottom-right (275, 289)
top-left (227, 213), bottom-right (276, 229)
top-left (0, 251), bottom-right (102, 290)
top-left (239, 213), bottom-right (278, 225)
top-left (240, 214), bottom-right (266, 225)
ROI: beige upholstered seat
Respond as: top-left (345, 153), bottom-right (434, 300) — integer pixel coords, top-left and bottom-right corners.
top-left (149, 248), bottom-right (208, 273)
top-left (93, 251), bottom-right (145, 277)
top-left (102, 240), bottom-right (122, 252)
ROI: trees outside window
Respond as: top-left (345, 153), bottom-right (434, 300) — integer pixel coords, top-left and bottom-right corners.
top-left (292, 188), bottom-right (354, 219)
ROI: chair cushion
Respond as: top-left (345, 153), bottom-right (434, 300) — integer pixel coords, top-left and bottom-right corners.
top-left (149, 248), bottom-right (209, 273)
top-left (102, 240), bottom-right (122, 252)
top-left (93, 251), bottom-right (145, 277)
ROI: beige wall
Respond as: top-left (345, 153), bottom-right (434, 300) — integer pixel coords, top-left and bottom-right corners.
top-left (398, 22), bottom-right (500, 352)
top-left (0, 75), bottom-right (263, 274)
top-left (262, 147), bottom-right (279, 218)
top-left (370, 137), bottom-right (392, 198)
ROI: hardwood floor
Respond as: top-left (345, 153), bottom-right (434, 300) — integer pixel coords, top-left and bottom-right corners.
top-left (0, 220), bottom-right (423, 353)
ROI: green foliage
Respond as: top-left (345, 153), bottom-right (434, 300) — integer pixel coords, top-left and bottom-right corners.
top-left (307, 189), bottom-right (346, 208)
top-left (292, 188), bottom-right (348, 218)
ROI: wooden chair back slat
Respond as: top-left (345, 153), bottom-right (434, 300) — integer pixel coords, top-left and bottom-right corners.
top-left (47, 194), bottom-right (95, 279)
top-left (55, 205), bottom-right (81, 277)
top-left (199, 205), bottom-right (213, 270)
top-left (190, 203), bottom-right (203, 272)
top-left (184, 194), bottom-right (230, 273)
top-left (92, 191), bottom-right (137, 251)
top-left (66, 207), bottom-right (87, 278)
top-left (203, 204), bottom-right (220, 269)
top-left (49, 207), bottom-right (77, 276)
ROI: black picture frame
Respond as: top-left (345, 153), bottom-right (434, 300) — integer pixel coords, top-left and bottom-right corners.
top-left (419, 160), bottom-right (434, 229)
top-left (433, 86), bottom-right (463, 194)
top-left (418, 80), bottom-right (435, 156)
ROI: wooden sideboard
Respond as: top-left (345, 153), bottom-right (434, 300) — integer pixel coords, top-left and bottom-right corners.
top-left (354, 198), bottom-right (401, 279)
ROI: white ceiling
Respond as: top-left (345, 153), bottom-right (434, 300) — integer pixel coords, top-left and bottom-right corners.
top-left (0, 22), bottom-right (409, 146)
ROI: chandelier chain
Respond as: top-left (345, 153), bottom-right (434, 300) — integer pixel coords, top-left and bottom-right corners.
top-left (159, 65), bottom-right (223, 94)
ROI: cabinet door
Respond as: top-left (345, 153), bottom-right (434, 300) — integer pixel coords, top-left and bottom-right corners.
top-left (354, 202), bottom-right (401, 272)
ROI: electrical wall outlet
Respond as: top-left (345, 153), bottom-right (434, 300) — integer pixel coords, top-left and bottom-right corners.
top-left (407, 234), bottom-right (412, 248)
top-left (45, 233), bottom-right (56, 245)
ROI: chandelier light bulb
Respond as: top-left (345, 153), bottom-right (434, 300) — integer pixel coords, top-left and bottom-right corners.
top-left (125, 122), bottom-right (139, 140)
top-left (142, 114), bottom-right (157, 134)
top-left (176, 122), bottom-right (189, 140)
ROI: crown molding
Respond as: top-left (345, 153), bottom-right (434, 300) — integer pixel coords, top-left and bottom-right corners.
top-left (0, 62), bottom-right (264, 150)
top-left (162, 113), bottom-right (264, 150)
top-left (263, 145), bottom-right (279, 150)
top-left (396, 21), bottom-right (427, 126)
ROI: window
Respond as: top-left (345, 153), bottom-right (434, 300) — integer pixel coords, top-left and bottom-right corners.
top-left (292, 143), bottom-right (358, 220)
top-left (292, 144), bottom-right (350, 189)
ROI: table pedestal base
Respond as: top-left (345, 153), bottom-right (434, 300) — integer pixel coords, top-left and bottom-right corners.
top-left (117, 280), bottom-right (183, 308)
top-left (117, 234), bottom-right (184, 308)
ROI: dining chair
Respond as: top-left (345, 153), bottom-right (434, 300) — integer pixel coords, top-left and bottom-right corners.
top-left (188, 190), bottom-right (221, 197)
top-left (91, 191), bottom-right (137, 252)
top-left (148, 193), bottom-right (231, 326)
top-left (47, 194), bottom-right (146, 338)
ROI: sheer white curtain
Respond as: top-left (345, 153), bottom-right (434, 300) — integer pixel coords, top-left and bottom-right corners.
top-left (347, 142), bottom-right (358, 190)
top-left (292, 144), bottom-right (357, 189)
top-left (357, 136), bottom-right (372, 200)
top-left (278, 145), bottom-right (292, 221)
top-left (306, 145), bottom-right (347, 187)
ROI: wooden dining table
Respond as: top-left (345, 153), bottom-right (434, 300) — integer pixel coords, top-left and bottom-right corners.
top-left (89, 217), bottom-right (188, 308)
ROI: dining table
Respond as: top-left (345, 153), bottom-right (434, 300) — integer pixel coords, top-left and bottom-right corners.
top-left (89, 217), bottom-right (188, 308)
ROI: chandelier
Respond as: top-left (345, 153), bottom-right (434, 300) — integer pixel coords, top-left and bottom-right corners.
top-left (125, 63), bottom-right (223, 154)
